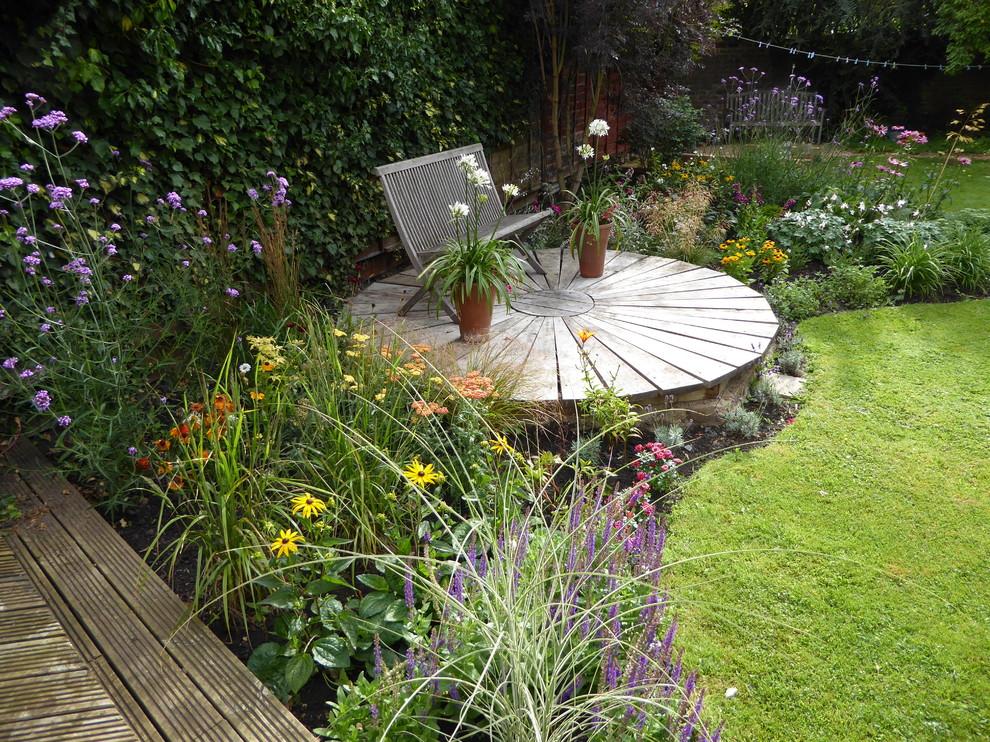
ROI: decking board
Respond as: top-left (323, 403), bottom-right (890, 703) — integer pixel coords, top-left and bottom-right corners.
top-left (1, 440), bottom-right (315, 742)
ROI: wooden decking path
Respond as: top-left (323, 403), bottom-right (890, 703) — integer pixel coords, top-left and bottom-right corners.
top-left (348, 248), bottom-right (779, 403)
top-left (0, 438), bottom-right (315, 742)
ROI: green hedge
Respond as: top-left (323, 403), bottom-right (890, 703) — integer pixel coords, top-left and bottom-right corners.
top-left (0, 0), bottom-right (527, 284)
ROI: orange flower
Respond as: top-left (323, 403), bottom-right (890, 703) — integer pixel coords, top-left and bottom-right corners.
top-left (250, 391), bottom-right (265, 400)
top-left (155, 439), bottom-right (171, 452)
top-left (261, 362), bottom-right (275, 372)
top-left (168, 477), bottom-right (185, 491)
top-left (577, 328), bottom-right (595, 344)
top-left (169, 423), bottom-right (191, 441)
top-left (188, 402), bottom-right (205, 413)
top-left (157, 462), bottom-right (173, 475)
top-left (135, 458), bottom-right (151, 471)
top-left (199, 449), bottom-right (212, 461)
top-left (214, 394), bottom-right (233, 413)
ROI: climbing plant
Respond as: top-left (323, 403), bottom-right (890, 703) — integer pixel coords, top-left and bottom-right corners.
top-left (0, 0), bottom-right (528, 284)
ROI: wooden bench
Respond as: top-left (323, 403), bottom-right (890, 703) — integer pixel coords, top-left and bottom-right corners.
top-left (724, 88), bottom-right (824, 143)
top-left (375, 143), bottom-right (551, 320)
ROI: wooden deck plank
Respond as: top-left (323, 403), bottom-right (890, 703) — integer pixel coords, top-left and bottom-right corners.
top-left (0, 707), bottom-right (140, 742)
top-left (552, 319), bottom-right (588, 404)
top-left (7, 442), bottom-right (315, 742)
top-left (0, 573), bottom-right (45, 610)
top-left (0, 636), bottom-right (87, 680)
top-left (0, 668), bottom-right (117, 721)
top-left (561, 317), bottom-right (660, 397)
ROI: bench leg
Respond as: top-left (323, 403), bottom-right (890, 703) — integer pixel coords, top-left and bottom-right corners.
top-left (397, 285), bottom-right (459, 323)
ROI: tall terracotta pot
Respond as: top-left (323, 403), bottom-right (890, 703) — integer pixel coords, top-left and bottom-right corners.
top-left (576, 222), bottom-right (613, 278)
top-left (454, 285), bottom-right (494, 343)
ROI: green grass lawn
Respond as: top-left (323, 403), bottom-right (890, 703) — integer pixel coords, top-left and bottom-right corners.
top-left (941, 160), bottom-right (990, 211)
top-left (668, 300), bottom-right (990, 741)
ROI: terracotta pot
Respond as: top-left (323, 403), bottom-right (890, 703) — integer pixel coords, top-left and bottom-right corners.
top-left (454, 285), bottom-right (494, 343)
top-left (576, 222), bottom-right (613, 278)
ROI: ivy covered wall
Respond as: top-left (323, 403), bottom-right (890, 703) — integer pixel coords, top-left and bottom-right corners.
top-left (0, 0), bottom-right (529, 283)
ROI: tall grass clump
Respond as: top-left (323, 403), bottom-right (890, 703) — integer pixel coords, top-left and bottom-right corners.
top-left (878, 234), bottom-right (951, 298)
top-left (317, 475), bottom-right (721, 742)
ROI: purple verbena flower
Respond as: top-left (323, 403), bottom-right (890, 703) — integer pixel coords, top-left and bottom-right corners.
top-left (20, 163), bottom-right (34, 172)
top-left (72, 130), bottom-right (88, 143)
top-left (226, 243), bottom-right (237, 252)
top-left (225, 287), bottom-right (239, 298)
top-left (165, 191), bottom-right (182, 209)
top-left (2, 357), bottom-right (18, 369)
top-left (247, 188), bottom-right (259, 199)
top-left (0, 177), bottom-right (24, 190)
top-left (33, 389), bottom-right (52, 411)
top-left (251, 240), bottom-right (262, 254)
top-left (109, 223), bottom-right (121, 231)
top-left (0, 106), bottom-right (17, 119)
top-left (122, 274), bottom-right (133, 281)
top-left (57, 416), bottom-right (71, 427)
top-left (31, 110), bottom-right (68, 129)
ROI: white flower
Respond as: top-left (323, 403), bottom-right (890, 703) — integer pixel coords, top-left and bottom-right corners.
top-left (457, 154), bottom-right (479, 174)
top-left (465, 168), bottom-right (492, 187)
top-left (588, 118), bottom-right (610, 137)
top-left (502, 183), bottom-right (520, 198)
top-left (725, 687), bottom-right (738, 698)
top-left (577, 143), bottom-right (594, 160)
top-left (239, 363), bottom-right (251, 374)
top-left (449, 201), bottom-right (470, 219)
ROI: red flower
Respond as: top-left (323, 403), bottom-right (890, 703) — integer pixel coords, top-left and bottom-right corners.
top-left (135, 458), bottom-right (151, 471)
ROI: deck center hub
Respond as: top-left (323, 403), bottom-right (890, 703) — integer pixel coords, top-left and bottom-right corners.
top-left (512, 289), bottom-right (595, 317)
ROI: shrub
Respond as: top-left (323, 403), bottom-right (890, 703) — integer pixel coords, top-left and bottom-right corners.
top-left (722, 138), bottom-right (842, 207)
top-left (722, 406), bottom-right (762, 439)
top-left (749, 374), bottom-right (783, 407)
top-left (652, 422), bottom-right (687, 450)
top-left (776, 349), bottom-right (806, 377)
top-left (764, 276), bottom-right (825, 322)
top-left (944, 208), bottom-right (990, 235)
top-left (878, 235), bottom-right (951, 298)
top-left (770, 208), bottom-right (852, 267)
top-left (821, 262), bottom-right (891, 309)
top-left (622, 92), bottom-right (706, 161)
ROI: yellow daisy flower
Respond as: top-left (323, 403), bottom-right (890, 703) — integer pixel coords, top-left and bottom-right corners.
top-left (290, 493), bottom-right (328, 519)
top-left (332, 328), bottom-right (347, 337)
top-left (403, 458), bottom-right (442, 487)
top-left (271, 529), bottom-right (303, 558)
top-left (489, 434), bottom-right (514, 455)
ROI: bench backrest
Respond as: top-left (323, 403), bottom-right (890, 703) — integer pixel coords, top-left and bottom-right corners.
top-left (726, 89), bottom-right (823, 127)
top-left (374, 143), bottom-right (505, 272)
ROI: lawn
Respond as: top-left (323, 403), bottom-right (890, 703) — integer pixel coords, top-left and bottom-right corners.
top-left (941, 159), bottom-right (990, 211)
top-left (668, 300), bottom-right (990, 740)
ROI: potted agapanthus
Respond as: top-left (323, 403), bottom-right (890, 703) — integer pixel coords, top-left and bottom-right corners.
top-left (421, 154), bottom-right (527, 343)
top-left (565, 118), bottom-right (624, 278)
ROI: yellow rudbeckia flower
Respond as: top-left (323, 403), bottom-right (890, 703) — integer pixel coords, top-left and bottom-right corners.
top-left (403, 458), bottom-right (442, 487)
top-left (290, 493), bottom-right (328, 519)
top-left (271, 529), bottom-right (303, 558)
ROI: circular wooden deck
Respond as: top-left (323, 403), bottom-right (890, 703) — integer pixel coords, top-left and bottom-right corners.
top-left (346, 248), bottom-right (780, 404)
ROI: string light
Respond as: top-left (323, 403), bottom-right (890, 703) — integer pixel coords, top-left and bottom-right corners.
top-left (723, 31), bottom-right (985, 71)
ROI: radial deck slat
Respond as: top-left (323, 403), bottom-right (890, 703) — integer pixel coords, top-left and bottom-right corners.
top-left (346, 252), bottom-right (778, 403)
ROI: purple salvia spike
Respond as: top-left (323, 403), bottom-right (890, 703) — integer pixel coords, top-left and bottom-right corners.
top-left (709, 720), bottom-right (725, 742)
top-left (404, 560), bottom-right (415, 608)
top-left (479, 551), bottom-right (488, 578)
top-left (567, 541), bottom-right (578, 573)
top-left (516, 520), bottom-right (530, 566)
top-left (450, 567), bottom-right (464, 603)
top-left (467, 536), bottom-right (477, 573)
top-left (645, 514), bottom-right (657, 553)
top-left (585, 528), bottom-right (597, 567)
top-left (569, 492), bottom-right (584, 532)
top-left (602, 520), bottom-right (613, 547)
top-left (373, 633), bottom-right (384, 676)
top-left (608, 603), bottom-right (621, 639)
top-left (406, 647), bottom-right (416, 679)
top-left (684, 669), bottom-right (697, 699)
top-left (449, 682), bottom-right (460, 701)
top-left (558, 673), bottom-right (582, 703)
top-left (671, 649), bottom-right (684, 684)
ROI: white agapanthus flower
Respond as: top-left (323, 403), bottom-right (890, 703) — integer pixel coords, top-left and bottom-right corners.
top-left (449, 201), bottom-right (470, 219)
top-left (577, 143), bottom-right (594, 160)
top-left (457, 154), bottom-right (479, 174)
top-left (588, 118), bottom-right (610, 137)
top-left (502, 183), bottom-right (520, 198)
top-left (465, 167), bottom-right (492, 187)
